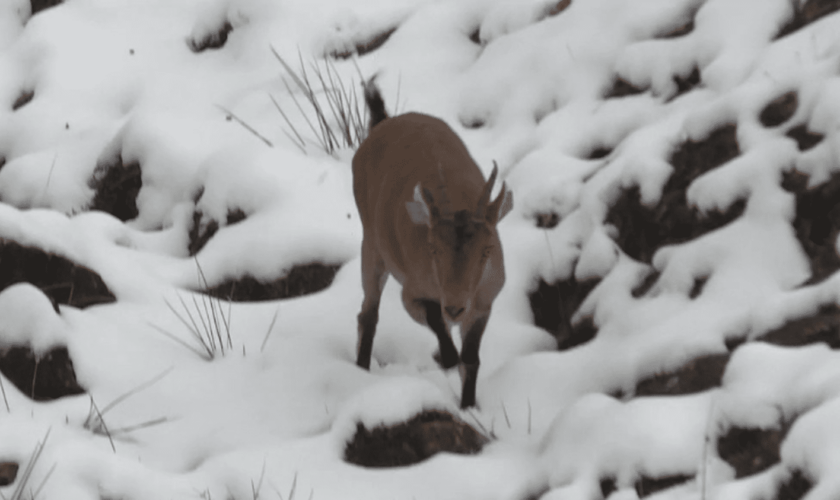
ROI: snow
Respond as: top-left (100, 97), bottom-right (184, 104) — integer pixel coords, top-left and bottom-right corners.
top-left (0, 0), bottom-right (839, 498)
top-left (0, 283), bottom-right (67, 354)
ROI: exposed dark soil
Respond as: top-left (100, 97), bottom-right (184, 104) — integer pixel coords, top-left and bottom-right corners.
top-left (544, 0), bottom-right (572, 18)
top-left (724, 334), bottom-right (748, 351)
top-left (757, 303), bottom-right (840, 348)
top-left (774, 469), bottom-right (813, 500)
top-left (717, 424), bottom-right (789, 478)
top-left (0, 239), bottom-right (116, 308)
top-left (460, 115), bottom-right (487, 129)
top-left (587, 146), bottom-right (613, 160)
top-left (558, 316), bottom-right (597, 350)
top-left (655, 2), bottom-right (699, 39)
top-left (760, 91), bottom-right (798, 128)
top-left (777, 0), bottom-right (840, 38)
top-left (786, 124), bottom-right (824, 151)
top-left (330, 27), bottom-right (397, 60)
top-left (468, 27), bottom-right (481, 45)
top-left (649, 122), bottom-right (740, 202)
top-left (634, 474), bottom-right (693, 498)
top-left (688, 275), bottom-right (708, 298)
top-left (604, 78), bottom-right (646, 99)
top-left (606, 124), bottom-right (743, 263)
top-left (658, 19), bottom-right (694, 38)
top-left (605, 67), bottom-right (699, 101)
top-left (30, 0), bottom-right (62, 16)
top-left (344, 410), bottom-right (487, 467)
top-left (88, 154), bottom-right (142, 222)
top-left (188, 208), bottom-right (247, 256)
top-left (670, 66), bottom-right (701, 100)
top-left (599, 477), bottom-right (617, 498)
top-left (0, 462), bottom-right (17, 487)
top-left (0, 346), bottom-right (85, 400)
top-left (632, 269), bottom-right (660, 298)
top-left (635, 352), bottom-right (730, 397)
top-left (781, 169), bottom-right (840, 285)
top-left (529, 277), bottom-right (600, 349)
top-left (631, 268), bottom-right (708, 300)
top-left (534, 212), bottom-right (560, 229)
top-left (202, 263), bottom-right (342, 302)
top-left (12, 89), bottom-right (33, 111)
top-left (188, 21), bottom-right (233, 52)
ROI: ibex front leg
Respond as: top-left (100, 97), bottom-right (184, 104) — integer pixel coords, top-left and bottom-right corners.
top-left (459, 313), bottom-right (489, 409)
top-left (420, 300), bottom-right (460, 369)
top-left (402, 289), bottom-right (460, 369)
top-left (357, 243), bottom-right (387, 370)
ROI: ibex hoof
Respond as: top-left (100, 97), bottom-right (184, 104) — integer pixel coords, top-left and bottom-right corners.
top-left (432, 349), bottom-right (460, 370)
top-left (356, 353), bottom-right (373, 370)
top-left (460, 394), bottom-right (477, 409)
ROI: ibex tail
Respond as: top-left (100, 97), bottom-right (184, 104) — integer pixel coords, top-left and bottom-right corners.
top-left (363, 75), bottom-right (389, 130)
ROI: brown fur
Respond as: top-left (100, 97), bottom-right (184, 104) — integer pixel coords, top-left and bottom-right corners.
top-left (352, 84), bottom-right (513, 408)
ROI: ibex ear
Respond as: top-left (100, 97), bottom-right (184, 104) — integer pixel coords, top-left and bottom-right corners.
top-left (487, 183), bottom-right (513, 224)
top-left (406, 183), bottom-right (432, 225)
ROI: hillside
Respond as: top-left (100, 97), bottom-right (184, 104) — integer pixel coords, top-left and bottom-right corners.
top-left (0, 0), bottom-right (839, 499)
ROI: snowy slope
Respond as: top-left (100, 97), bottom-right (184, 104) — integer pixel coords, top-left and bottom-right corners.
top-left (0, 0), bottom-right (839, 499)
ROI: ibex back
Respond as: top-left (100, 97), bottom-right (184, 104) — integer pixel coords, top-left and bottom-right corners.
top-left (352, 80), bottom-right (513, 408)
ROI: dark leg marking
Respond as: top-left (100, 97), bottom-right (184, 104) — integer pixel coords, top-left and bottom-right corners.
top-left (422, 300), bottom-right (460, 369)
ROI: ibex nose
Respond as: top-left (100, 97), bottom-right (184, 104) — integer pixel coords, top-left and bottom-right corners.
top-left (444, 306), bottom-right (465, 319)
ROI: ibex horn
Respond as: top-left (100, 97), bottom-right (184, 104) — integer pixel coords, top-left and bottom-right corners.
top-left (475, 161), bottom-right (499, 219)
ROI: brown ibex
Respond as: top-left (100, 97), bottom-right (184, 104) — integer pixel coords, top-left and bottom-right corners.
top-left (352, 79), bottom-right (513, 408)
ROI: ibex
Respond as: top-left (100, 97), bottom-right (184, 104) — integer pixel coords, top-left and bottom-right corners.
top-left (352, 79), bottom-right (513, 408)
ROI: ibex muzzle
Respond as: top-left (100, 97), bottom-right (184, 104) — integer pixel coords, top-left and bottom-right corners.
top-left (352, 79), bottom-right (513, 408)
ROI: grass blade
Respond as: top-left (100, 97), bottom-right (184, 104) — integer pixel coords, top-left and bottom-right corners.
top-left (271, 46), bottom-right (369, 154)
top-left (215, 104), bottom-right (273, 148)
top-left (147, 322), bottom-right (210, 360)
top-left (0, 374), bottom-right (9, 413)
top-left (89, 396), bottom-right (116, 453)
top-left (100, 367), bottom-right (174, 416)
top-left (110, 416), bottom-right (171, 435)
top-left (270, 93), bottom-right (307, 153)
top-left (12, 428), bottom-right (52, 500)
top-left (260, 308), bottom-right (281, 353)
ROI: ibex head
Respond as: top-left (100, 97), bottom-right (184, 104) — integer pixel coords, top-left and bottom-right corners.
top-left (406, 162), bottom-right (513, 321)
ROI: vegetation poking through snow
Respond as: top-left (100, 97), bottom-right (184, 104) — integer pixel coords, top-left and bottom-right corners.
top-left (83, 368), bottom-right (172, 451)
top-left (270, 48), bottom-right (368, 155)
top-left (154, 260), bottom-right (233, 361)
top-left (2, 429), bottom-right (55, 500)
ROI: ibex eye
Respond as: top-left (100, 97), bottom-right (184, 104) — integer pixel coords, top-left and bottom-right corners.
top-left (483, 247), bottom-right (493, 257)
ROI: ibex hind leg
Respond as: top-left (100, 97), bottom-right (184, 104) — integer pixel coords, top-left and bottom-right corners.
top-left (357, 245), bottom-right (388, 370)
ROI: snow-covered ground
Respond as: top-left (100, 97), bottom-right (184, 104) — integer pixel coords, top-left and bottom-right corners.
top-left (1, 0), bottom-right (839, 498)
